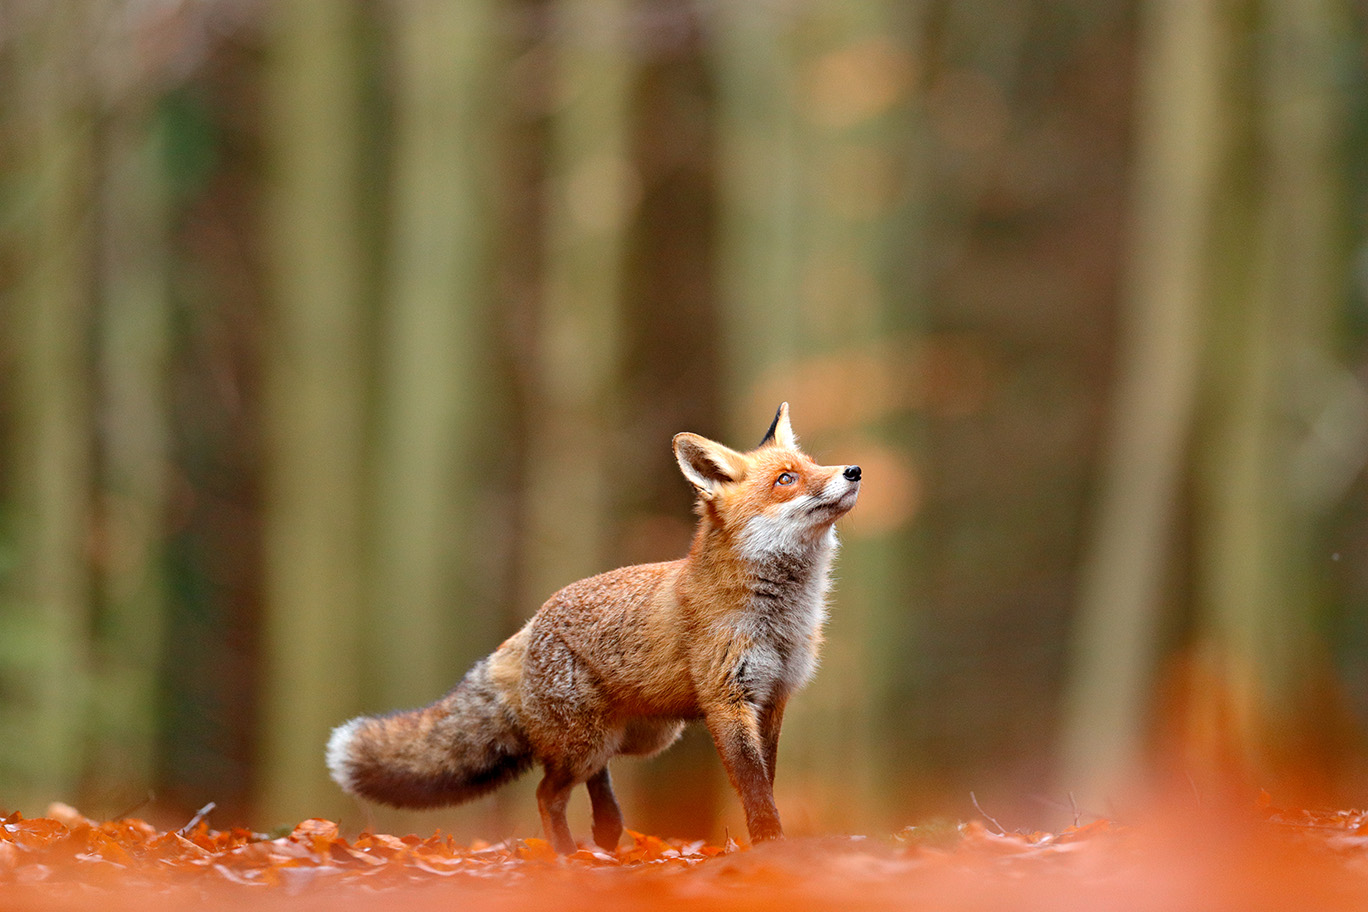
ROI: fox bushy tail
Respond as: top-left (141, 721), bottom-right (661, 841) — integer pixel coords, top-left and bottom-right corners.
top-left (326, 658), bottom-right (532, 809)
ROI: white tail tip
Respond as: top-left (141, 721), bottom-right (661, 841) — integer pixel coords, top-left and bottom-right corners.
top-left (326, 717), bottom-right (365, 792)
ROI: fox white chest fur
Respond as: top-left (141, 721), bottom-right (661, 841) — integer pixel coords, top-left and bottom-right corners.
top-left (726, 528), bottom-right (837, 702)
top-left (327, 402), bottom-right (860, 855)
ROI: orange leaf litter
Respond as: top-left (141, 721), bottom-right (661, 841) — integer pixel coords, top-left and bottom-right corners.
top-left (3, 797), bottom-right (1368, 911)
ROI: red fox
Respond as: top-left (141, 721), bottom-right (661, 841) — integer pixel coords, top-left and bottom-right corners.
top-left (327, 403), bottom-right (861, 853)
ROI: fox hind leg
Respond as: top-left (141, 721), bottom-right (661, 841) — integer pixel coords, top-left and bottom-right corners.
top-left (582, 719), bottom-right (682, 852)
top-left (586, 767), bottom-right (623, 851)
top-left (535, 766), bottom-right (579, 855)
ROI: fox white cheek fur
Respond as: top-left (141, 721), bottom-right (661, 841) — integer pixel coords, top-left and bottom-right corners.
top-left (737, 502), bottom-right (819, 559)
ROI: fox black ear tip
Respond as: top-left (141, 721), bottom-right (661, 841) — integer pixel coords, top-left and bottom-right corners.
top-left (759, 405), bottom-right (783, 447)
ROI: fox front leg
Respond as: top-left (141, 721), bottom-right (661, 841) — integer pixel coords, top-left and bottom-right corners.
top-left (759, 697), bottom-right (787, 788)
top-left (705, 702), bottom-right (782, 843)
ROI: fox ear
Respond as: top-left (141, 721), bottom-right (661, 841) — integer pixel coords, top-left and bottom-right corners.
top-left (758, 401), bottom-right (796, 449)
top-left (673, 433), bottom-right (745, 496)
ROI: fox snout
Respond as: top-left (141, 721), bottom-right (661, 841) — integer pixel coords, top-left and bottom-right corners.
top-left (809, 463), bottom-right (860, 519)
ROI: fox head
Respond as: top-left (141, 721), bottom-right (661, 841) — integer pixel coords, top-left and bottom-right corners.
top-left (673, 402), bottom-right (861, 559)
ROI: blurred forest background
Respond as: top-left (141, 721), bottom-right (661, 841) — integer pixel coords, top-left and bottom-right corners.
top-left (2, 0), bottom-right (1368, 842)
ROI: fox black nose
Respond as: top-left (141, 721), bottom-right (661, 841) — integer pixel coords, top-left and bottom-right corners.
top-left (843, 465), bottom-right (862, 482)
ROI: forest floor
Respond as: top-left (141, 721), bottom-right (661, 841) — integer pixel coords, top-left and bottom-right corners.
top-left (3, 797), bottom-right (1367, 911)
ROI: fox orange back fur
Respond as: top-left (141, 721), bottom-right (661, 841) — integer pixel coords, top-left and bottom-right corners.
top-left (327, 403), bottom-right (861, 853)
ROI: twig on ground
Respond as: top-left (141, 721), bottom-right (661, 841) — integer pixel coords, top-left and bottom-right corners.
top-left (176, 801), bottom-right (217, 837)
top-left (970, 792), bottom-right (1007, 835)
top-left (112, 792), bottom-right (155, 822)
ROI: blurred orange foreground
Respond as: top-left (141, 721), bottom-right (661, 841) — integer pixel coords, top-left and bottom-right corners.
top-left (4, 799), bottom-right (1368, 912)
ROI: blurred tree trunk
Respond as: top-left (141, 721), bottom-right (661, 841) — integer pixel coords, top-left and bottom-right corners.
top-left (1062, 0), bottom-right (1347, 804)
top-left (370, 0), bottom-right (501, 711)
top-left (364, 0), bottom-right (505, 837)
top-left (522, 0), bottom-right (635, 603)
top-left (0, 4), bottom-right (96, 814)
top-left (1060, 0), bottom-right (1228, 806)
top-left (1191, 0), bottom-right (1345, 780)
top-left (709, 6), bottom-right (803, 405)
top-left (258, 0), bottom-right (369, 824)
top-left (711, 2), bottom-right (927, 833)
top-left (88, 25), bottom-right (174, 809)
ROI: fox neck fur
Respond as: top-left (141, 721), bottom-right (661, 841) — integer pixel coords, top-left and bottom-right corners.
top-left (676, 518), bottom-right (838, 702)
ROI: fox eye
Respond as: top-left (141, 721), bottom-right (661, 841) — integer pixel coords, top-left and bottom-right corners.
top-left (776, 472), bottom-right (797, 486)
